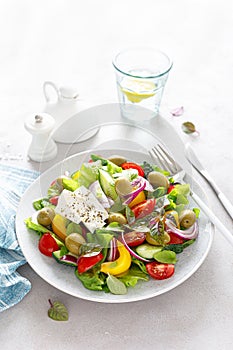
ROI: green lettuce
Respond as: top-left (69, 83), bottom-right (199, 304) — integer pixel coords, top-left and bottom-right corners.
top-left (166, 184), bottom-right (190, 211)
top-left (24, 217), bottom-right (64, 247)
top-left (75, 269), bottom-right (108, 291)
top-left (24, 217), bottom-right (53, 236)
top-left (77, 160), bottom-right (102, 188)
top-left (33, 198), bottom-right (54, 211)
top-left (119, 265), bottom-right (149, 288)
top-left (90, 154), bottom-right (122, 175)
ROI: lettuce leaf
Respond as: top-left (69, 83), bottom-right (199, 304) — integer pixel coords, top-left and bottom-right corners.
top-left (166, 183), bottom-right (190, 211)
top-left (75, 269), bottom-right (108, 291)
top-left (33, 198), bottom-right (54, 211)
top-left (119, 265), bottom-right (149, 288)
top-left (24, 217), bottom-right (64, 247)
top-left (77, 160), bottom-right (102, 188)
top-left (24, 217), bottom-right (53, 236)
top-left (90, 154), bottom-right (122, 175)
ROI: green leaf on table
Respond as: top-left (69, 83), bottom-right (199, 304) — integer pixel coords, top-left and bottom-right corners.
top-left (48, 300), bottom-right (68, 321)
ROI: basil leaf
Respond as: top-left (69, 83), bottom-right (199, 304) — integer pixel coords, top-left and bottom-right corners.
top-left (48, 300), bottom-right (68, 321)
top-left (154, 250), bottom-right (177, 264)
top-left (106, 274), bottom-right (127, 295)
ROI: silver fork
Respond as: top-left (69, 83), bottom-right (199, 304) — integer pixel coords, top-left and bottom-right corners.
top-left (149, 144), bottom-right (233, 246)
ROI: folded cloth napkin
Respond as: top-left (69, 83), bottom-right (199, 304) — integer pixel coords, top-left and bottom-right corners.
top-left (0, 163), bottom-right (39, 312)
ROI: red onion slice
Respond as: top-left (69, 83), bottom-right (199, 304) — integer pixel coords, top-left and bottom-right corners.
top-left (106, 237), bottom-right (118, 261)
top-left (122, 178), bottom-right (147, 205)
top-left (59, 254), bottom-right (78, 265)
top-left (165, 219), bottom-right (199, 240)
top-left (121, 232), bottom-right (151, 263)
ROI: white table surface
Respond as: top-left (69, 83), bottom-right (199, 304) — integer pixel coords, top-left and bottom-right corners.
top-left (1, 1), bottom-right (233, 349)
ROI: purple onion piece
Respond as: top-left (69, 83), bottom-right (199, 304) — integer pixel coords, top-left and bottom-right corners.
top-left (165, 219), bottom-right (199, 240)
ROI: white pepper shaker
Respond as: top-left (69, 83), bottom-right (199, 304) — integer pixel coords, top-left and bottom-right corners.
top-left (24, 113), bottom-right (57, 162)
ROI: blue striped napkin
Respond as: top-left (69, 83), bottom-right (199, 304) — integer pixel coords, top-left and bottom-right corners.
top-left (0, 163), bottom-right (39, 312)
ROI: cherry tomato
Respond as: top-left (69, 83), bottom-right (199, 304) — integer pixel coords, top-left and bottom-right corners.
top-left (146, 262), bottom-right (175, 280)
top-left (77, 252), bottom-right (104, 274)
top-left (168, 232), bottom-right (184, 244)
top-left (121, 162), bottom-right (145, 177)
top-left (49, 196), bottom-right (59, 206)
top-left (123, 231), bottom-right (146, 247)
top-left (131, 199), bottom-right (156, 219)
top-left (38, 233), bottom-right (59, 257)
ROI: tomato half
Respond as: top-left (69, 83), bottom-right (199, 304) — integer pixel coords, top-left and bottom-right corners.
top-left (123, 231), bottom-right (146, 247)
top-left (121, 162), bottom-right (145, 177)
top-left (38, 233), bottom-right (59, 257)
top-left (146, 262), bottom-right (175, 280)
top-left (77, 252), bottom-right (104, 274)
top-left (131, 199), bottom-right (156, 219)
top-left (168, 232), bottom-right (184, 244)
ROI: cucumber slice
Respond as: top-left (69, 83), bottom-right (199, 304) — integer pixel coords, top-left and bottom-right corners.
top-left (135, 244), bottom-right (162, 259)
top-left (99, 169), bottom-right (118, 200)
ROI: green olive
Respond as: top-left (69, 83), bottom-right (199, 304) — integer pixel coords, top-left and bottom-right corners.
top-left (37, 207), bottom-right (55, 226)
top-left (179, 210), bottom-right (196, 228)
top-left (108, 212), bottom-right (127, 225)
top-left (65, 233), bottom-right (86, 255)
top-left (147, 171), bottom-right (169, 189)
top-left (115, 177), bottom-right (133, 196)
top-left (108, 155), bottom-right (127, 166)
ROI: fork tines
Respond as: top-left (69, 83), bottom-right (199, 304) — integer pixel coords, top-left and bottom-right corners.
top-left (149, 144), bottom-right (181, 175)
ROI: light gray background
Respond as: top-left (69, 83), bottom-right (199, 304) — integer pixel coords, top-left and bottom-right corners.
top-left (1, 1), bottom-right (233, 349)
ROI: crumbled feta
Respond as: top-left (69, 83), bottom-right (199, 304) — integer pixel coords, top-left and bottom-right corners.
top-left (55, 186), bottom-right (108, 232)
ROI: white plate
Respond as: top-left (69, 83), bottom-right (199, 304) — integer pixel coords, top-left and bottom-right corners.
top-left (16, 149), bottom-right (213, 303)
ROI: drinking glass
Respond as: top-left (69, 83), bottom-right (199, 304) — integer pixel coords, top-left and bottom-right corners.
top-left (113, 47), bottom-right (172, 121)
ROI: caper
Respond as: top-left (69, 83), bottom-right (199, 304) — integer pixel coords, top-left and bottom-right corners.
top-left (108, 212), bottom-right (127, 225)
top-left (108, 155), bottom-right (127, 166)
top-left (115, 177), bottom-right (133, 196)
top-left (147, 171), bottom-right (169, 189)
top-left (65, 233), bottom-right (86, 255)
top-left (37, 207), bottom-right (55, 226)
top-left (179, 209), bottom-right (196, 228)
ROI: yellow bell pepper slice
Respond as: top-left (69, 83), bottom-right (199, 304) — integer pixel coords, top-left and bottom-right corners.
top-left (100, 240), bottom-right (131, 276)
top-left (128, 191), bottom-right (146, 209)
top-left (52, 214), bottom-right (67, 241)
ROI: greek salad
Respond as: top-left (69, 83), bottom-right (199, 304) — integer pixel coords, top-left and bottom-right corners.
top-left (25, 153), bottom-right (200, 295)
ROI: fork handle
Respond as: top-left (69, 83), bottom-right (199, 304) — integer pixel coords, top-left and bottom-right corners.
top-left (191, 192), bottom-right (233, 246)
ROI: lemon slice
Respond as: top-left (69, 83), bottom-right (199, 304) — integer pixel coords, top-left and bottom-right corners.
top-left (120, 78), bottom-right (156, 103)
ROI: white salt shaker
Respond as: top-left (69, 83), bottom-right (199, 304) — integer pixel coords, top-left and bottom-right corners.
top-left (24, 113), bottom-right (57, 162)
